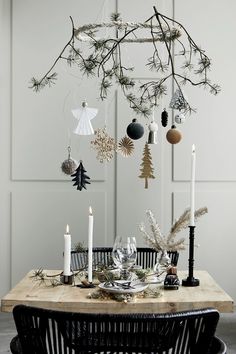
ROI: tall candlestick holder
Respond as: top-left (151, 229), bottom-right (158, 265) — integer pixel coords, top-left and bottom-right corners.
top-left (182, 226), bottom-right (200, 287)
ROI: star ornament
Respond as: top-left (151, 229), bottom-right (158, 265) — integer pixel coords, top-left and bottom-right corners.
top-left (91, 127), bottom-right (117, 163)
top-left (72, 101), bottom-right (98, 135)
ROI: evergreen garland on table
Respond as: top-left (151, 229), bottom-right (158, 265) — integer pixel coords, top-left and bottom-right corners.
top-left (71, 161), bottom-right (91, 191)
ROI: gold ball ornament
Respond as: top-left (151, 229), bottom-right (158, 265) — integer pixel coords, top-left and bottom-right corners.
top-left (166, 125), bottom-right (182, 144)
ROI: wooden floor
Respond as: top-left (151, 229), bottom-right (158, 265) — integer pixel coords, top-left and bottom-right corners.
top-left (0, 311), bottom-right (236, 354)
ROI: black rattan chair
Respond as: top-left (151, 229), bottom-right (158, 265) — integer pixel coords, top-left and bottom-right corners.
top-left (71, 247), bottom-right (179, 271)
top-left (10, 305), bottom-right (226, 354)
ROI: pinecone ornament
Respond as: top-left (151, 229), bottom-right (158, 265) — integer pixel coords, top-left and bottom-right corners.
top-left (161, 109), bottom-right (168, 127)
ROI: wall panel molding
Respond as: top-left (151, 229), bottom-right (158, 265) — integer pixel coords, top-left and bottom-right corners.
top-left (11, 190), bottom-right (107, 286)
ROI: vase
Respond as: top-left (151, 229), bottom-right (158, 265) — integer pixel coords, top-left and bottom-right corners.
top-left (153, 250), bottom-right (171, 280)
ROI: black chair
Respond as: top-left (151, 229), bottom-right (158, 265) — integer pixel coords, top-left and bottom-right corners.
top-left (71, 247), bottom-right (179, 271)
top-left (10, 305), bottom-right (226, 353)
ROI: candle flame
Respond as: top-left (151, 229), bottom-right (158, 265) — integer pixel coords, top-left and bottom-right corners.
top-left (89, 206), bottom-right (93, 215)
top-left (192, 144), bottom-right (195, 153)
top-left (66, 224), bottom-right (70, 234)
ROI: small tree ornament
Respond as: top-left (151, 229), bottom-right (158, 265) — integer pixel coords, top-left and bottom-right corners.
top-left (169, 89), bottom-right (188, 111)
top-left (61, 146), bottom-right (78, 175)
top-left (139, 143), bottom-right (155, 189)
top-left (71, 160), bottom-right (91, 191)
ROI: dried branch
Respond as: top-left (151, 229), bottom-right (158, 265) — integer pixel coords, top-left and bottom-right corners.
top-left (140, 207), bottom-right (208, 252)
top-left (30, 9), bottom-right (220, 117)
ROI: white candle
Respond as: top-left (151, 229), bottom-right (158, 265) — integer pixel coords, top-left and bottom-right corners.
top-left (190, 144), bottom-right (196, 226)
top-left (88, 206), bottom-right (94, 283)
top-left (63, 224), bottom-right (71, 276)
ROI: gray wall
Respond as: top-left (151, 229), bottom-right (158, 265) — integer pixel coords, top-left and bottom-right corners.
top-left (1, 0), bottom-right (236, 301)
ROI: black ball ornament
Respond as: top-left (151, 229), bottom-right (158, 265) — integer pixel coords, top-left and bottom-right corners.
top-left (126, 118), bottom-right (144, 140)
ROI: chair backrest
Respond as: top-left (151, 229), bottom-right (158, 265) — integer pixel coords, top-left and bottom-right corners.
top-left (12, 305), bottom-right (220, 354)
top-left (71, 247), bottom-right (179, 271)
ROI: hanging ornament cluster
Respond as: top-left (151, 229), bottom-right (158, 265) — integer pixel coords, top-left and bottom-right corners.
top-left (91, 127), bottom-right (117, 163)
top-left (71, 161), bottom-right (91, 191)
top-left (139, 143), bottom-right (155, 189)
top-left (161, 109), bottom-right (168, 127)
top-left (126, 119), bottom-right (144, 140)
top-left (117, 136), bottom-right (134, 157)
top-left (72, 101), bottom-right (98, 135)
top-left (61, 146), bottom-right (78, 175)
top-left (166, 125), bottom-right (182, 144)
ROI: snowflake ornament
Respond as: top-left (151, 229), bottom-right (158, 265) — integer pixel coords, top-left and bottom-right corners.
top-left (90, 127), bottom-right (117, 163)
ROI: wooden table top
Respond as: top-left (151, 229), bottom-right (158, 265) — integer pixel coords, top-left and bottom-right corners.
top-left (1, 270), bottom-right (234, 314)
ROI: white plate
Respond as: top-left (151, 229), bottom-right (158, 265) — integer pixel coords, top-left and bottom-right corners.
top-left (98, 280), bottom-right (148, 294)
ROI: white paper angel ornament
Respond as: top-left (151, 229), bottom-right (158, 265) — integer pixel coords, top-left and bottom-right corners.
top-left (72, 101), bottom-right (98, 135)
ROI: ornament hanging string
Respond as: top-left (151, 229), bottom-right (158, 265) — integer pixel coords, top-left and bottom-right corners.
top-left (62, 89), bottom-right (73, 147)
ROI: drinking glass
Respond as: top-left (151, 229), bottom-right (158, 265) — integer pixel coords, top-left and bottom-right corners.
top-left (112, 236), bottom-right (137, 279)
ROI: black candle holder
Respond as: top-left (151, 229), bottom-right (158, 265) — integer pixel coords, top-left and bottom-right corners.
top-left (182, 226), bottom-right (200, 287)
top-left (60, 273), bottom-right (74, 285)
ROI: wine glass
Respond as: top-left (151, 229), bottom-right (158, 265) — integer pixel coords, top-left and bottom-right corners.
top-left (112, 236), bottom-right (137, 280)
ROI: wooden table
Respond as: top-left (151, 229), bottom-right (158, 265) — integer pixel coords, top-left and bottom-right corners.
top-left (1, 270), bottom-right (234, 314)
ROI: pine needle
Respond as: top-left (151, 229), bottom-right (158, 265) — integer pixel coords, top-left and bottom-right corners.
top-left (139, 207), bottom-right (208, 252)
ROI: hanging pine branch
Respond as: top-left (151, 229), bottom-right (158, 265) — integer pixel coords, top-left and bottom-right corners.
top-left (139, 143), bottom-right (155, 189)
top-left (71, 161), bottom-right (91, 191)
top-left (29, 7), bottom-right (220, 117)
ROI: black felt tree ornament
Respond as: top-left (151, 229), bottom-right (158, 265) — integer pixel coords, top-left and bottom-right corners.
top-left (71, 161), bottom-right (91, 191)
